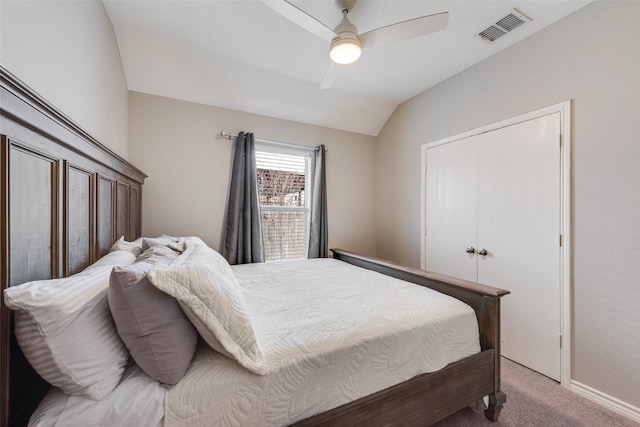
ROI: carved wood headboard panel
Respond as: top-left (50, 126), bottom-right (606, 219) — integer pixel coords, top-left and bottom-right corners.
top-left (0, 66), bottom-right (146, 426)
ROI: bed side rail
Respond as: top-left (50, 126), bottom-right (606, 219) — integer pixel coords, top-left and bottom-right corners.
top-left (330, 249), bottom-right (509, 353)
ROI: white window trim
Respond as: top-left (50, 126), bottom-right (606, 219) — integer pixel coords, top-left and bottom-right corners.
top-left (256, 143), bottom-right (313, 261)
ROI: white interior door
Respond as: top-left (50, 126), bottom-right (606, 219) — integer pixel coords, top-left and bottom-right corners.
top-left (425, 136), bottom-right (478, 282)
top-left (477, 113), bottom-right (561, 381)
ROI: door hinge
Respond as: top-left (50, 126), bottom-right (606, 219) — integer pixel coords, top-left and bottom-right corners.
top-left (559, 334), bottom-right (563, 348)
top-left (559, 134), bottom-right (563, 148)
top-left (559, 234), bottom-right (563, 247)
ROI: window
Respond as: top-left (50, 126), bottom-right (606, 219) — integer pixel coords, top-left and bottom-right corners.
top-left (255, 147), bottom-right (311, 261)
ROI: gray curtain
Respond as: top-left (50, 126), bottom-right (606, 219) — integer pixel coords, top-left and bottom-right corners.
top-left (221, 132), bottom-right (264, 264)
top-left (308, 145), bottom-right (328, 258)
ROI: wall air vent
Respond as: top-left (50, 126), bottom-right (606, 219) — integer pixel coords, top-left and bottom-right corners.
top-left (478, 8), bottom-right (531, 43)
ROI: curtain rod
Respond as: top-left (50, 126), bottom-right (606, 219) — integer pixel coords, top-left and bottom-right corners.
top-left (219, 131), bottom-right (327, 152)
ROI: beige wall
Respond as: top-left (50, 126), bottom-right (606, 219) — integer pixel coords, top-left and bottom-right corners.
top-left (129, 91), bottom-right (377, 257)
top-left (376, 0), bottom-right (639, 412)
top-left (0, 0), bottom-right (129, 157)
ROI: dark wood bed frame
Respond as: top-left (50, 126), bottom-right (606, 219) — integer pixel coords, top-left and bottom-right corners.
top-left (0, 65), bottom-right (509, 427)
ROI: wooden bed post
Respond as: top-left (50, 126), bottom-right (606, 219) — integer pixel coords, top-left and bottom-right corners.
top-left (481, 294), bottom-right (507, 421)
top-left (1, 135), bottom-right (10, 427)
top-left (486, 391), bottom-right (507, 421)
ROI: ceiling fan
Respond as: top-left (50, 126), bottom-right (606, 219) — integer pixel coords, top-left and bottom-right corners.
top-left (261, 0), bottom-right (449, 89)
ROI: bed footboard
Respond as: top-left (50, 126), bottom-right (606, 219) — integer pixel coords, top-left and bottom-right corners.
top-left (328, 249), bottom-right (510, 425)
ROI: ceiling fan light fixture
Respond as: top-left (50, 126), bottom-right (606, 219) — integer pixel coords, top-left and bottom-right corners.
top-left (329, 9), bottom-right (362, 65)
top-left (329, 36), bottom-right (362, 64)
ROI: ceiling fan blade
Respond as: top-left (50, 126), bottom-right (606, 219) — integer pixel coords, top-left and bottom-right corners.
top-left (320, 62), bottom-right (342, 90)
top-left (260, 0), bottom-right (335, 42)
top-left (360, 12), bottom-right (449, 49)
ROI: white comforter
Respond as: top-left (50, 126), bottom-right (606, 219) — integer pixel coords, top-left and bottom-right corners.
top-left (164, 258), bottom-right (480, 426)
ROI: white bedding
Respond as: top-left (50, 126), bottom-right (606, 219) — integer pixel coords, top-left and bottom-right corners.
top-left (164, 258), bottom-right (480, 426)
top-left (28, 257), bottom-right (480, 427)
top-left (29, 363), bottom-right (164, 427)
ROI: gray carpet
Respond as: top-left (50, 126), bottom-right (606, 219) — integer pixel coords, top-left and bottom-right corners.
top-left (432, 358), bottom-right (639, 427)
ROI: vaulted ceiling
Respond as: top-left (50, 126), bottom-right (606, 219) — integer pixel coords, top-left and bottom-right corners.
top-left (103, 0), bottom-right (592, 135)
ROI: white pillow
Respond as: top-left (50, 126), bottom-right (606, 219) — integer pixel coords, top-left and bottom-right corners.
top-left (84, 250), bottom-right (137, 273)
top-left (141, 235), bottom-right (179, 251)
top-left (148, 241), bottom-right (266, 375)
top-left (3, 254), bottom-right (135, 400)
top-left (140, 236), bottom-right (187, 255)
top-left (29, 363), bottom-right (164, 427)
top-left (109, 236), bottom-right (144, 256)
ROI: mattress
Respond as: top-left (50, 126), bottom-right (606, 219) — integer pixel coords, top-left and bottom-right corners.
top-left (164, 258), bottom-right (480, 426)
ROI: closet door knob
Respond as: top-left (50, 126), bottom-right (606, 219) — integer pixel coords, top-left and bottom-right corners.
top-left (465, 247), bottom-right (476, 254)
top-left (478, 248), bottom-right (488, 256)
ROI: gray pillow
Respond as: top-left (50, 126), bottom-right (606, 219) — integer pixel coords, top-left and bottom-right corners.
top-left (108, 245), bottom-right (197, 386)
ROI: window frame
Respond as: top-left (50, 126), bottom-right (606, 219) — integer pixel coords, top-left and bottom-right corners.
top-left (255, 142), bottom-right (313, 262)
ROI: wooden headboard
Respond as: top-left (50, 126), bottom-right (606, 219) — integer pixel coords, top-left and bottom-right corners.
top-left (0, 66), bottom-right (146, 426)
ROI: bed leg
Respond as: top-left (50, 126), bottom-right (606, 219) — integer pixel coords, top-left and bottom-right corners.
top-left (484, 391), bottom-right (506, 422)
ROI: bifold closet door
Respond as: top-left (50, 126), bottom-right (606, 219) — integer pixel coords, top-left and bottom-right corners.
top-left (477, 113), bottom-right (561, 381)
top-left (425, 136), bottom-right (478, 282)
top-left (425, 113), bottom-right (562, 381)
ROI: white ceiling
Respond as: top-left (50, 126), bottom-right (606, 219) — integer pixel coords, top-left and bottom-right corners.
top-left (103, 0), bottom-right (592, 136)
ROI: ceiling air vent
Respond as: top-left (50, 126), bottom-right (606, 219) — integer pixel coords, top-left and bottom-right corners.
top-left (478, 8), bottom-right (531, 43)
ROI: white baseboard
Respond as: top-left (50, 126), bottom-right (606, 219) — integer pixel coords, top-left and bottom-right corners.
top-left (570, 380), bottom-right (640, 424)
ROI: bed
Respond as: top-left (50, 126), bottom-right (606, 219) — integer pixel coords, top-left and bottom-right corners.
top-left (0, 65), bottom-right (509, 426)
